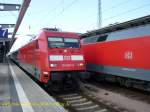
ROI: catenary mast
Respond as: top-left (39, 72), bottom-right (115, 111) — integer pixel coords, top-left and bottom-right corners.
top-left (98, 0), bottom-right (102, 28)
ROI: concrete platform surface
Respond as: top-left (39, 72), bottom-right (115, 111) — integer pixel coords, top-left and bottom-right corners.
top-left (0, 62), bottom-right (67, 112)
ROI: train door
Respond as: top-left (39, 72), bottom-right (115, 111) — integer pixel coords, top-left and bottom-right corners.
top-left (34, 40), bottom-right (40, 79)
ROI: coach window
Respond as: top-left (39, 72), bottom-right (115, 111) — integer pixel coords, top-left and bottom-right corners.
top-left (97, 35), bottom-right (108, 42)
top-left (36, 40), bottom-right (39, 49)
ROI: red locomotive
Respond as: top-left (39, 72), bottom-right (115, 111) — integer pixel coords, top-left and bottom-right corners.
top-left (81, 15), bottom-right (150, 91)
top-left (10, 28), bottom-right (85, 86)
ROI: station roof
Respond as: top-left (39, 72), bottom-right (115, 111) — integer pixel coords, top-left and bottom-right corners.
top-left (81, 15), bottom-right (150, 38)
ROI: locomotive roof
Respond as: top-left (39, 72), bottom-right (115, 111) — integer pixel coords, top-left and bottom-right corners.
top-left (43, 30), bottom-right (78, 34)
top-left (8, 30), bottom-right (80, 55)
top-left (8, 35), bottom-right (36, 55)
top-left (42, 29), bottom-right (80, 38)
top-left (81, 15), bottom-right (150, 38)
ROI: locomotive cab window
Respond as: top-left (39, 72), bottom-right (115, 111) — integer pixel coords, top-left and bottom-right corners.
top-left (48, 37), bottom-right (64, 48)
top-left (48, 37), bottom-right (63, 42)
top-left (48, 37), bottom-right (80, 48)
top-left (64, 38), bottom-right (80, 48)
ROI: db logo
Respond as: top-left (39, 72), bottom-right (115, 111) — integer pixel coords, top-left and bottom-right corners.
top-left (63, 56), bottom-right (71, 60)
top-left (124, 51), bottom-right (133, 60)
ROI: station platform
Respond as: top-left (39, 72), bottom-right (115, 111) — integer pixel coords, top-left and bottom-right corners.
top-left (0, 61), bottom-right (67, 112)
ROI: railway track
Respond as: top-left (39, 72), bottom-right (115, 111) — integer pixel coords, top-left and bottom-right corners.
top-left (13, 61), bottom-right (149, 112)
top-left (53, 91), bottom-right (129, 112)
top-left (43, 79), bottom-right (130, 112)
top-left (86, 79), bottom-right (150, 104)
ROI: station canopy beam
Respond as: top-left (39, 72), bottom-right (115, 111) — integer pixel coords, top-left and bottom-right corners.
top-left (12, 0), bottom-right (31, 39)
top-left (0, 3), bottom-right (21, 11)
top-left (8, 0), bottom-right (31, 51)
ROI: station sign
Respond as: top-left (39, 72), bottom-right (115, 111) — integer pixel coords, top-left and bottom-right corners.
top-left (0, 3), bottom-right (21, 11)
top-left (0, 28), bottom-right (8, 38)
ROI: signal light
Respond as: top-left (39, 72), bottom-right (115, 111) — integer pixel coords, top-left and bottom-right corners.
top-left (50, 64), bottom-right (57, 67)
top-left (43, 71), bottom-right (48, 75)
top-left (79, 63), bottom-right (84, 66)
top-left (64, 49), bottom-right (67, 53)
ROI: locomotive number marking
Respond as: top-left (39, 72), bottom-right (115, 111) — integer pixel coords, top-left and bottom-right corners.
top-left (124, 51), bottom-right (133, 60)
top-left (62, 64), bottom-right (74, 67)
top-left (63, 56), bottom-right (71, 60)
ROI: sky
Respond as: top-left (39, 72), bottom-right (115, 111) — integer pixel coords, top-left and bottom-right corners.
top-left (0, 0), bottom-right (150, 35)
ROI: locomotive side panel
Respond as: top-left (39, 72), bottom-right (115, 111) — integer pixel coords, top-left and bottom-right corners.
top-left (18, 41), bottom-right (40, 79)
top-left (82, 24), bottom-right (150, 81)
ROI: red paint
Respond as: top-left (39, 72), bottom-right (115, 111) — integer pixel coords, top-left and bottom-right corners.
top-left (82, 36), bottom-right (150, 69)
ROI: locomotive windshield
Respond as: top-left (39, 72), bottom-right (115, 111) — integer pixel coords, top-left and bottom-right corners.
top-left (48, 37), bottom-right (80, 48)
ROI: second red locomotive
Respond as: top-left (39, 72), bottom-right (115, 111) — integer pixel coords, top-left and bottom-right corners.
top-left (81, 16), bottom-right (150, 91)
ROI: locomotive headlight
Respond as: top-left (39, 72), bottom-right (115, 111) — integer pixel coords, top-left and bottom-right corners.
top-left (64, 49), bottom-right (67, 53)
top-left (43, 71), bottom-right (48, 75)
top-left (79, 63), bottom-right (84, 66)
top-left (50, 64), bottom-right (57, 67)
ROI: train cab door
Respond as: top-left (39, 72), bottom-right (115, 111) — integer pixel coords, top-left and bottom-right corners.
top-left (34, 40), bottom-right (40, 79)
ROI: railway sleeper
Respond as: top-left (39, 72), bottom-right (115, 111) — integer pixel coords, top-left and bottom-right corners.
top-left (59, 93), bottom-right (79, 98)
top-left (94, 109), bottom-right (108, 112)
top-left (62, 96), bottom-right (82, 100)
top-left (70, 100), bottom-right (95, 108)
top-left (67, 98), bottom-right (87, 104)
top-left (75, 104), bottom-right (99, 111)
top-left (71, 101), bottom-right (92, 107)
